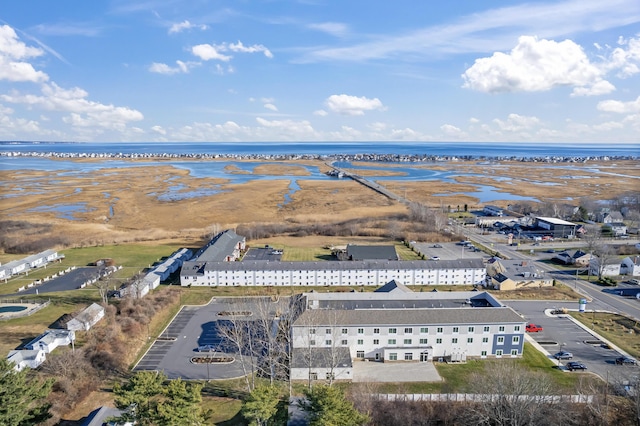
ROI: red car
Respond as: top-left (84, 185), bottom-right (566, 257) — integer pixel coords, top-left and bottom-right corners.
top-left (526, 323), bottom-right (543, 332)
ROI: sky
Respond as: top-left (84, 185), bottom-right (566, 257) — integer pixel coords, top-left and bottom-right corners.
top-left (1, 0), bottom-right (639, 143)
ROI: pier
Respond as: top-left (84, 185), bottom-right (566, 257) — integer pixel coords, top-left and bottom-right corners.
top-left (326, 163), bottom-right (409, 204)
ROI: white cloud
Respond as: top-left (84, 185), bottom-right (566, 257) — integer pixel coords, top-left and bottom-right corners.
top-left (264, 103), bottom-right (278, 111)
top-left (151, 125), bottom-right (166, 135)
top-left (325, 94), bottom-right (385, 116)
top-left (307, 22), bottom-right (349, 37)
top-left (313, 109), bottom-right (328, 116)
top-left (368, 122), bottom-right (387, 131)
top-left (571, 80), bottom-right (616, 97)
top-left (0, 25), bottom-right (49, 83)
top-left (597, 95), bottom-right (640, 113)
top-left (492, 113), bottom-right (541, 132)
top-left (228, 41), bottom-right (273, 58)
top-left (469, 117), bottom-right (480, 124)
top-left (192, 44), bottom-right (232, 61)
top-left (168, 20), bottom-right (208, 34)
top-left (606, 35), bottom-right (640, 78)
top-left (440, 124), bottom-right (464, 136)
top-left (462, 36), bottom-right (610, 95)
top-left (255, 117), bottom-right (315, 138)
top-left (149, 60), bottom-right (198, 74)
top-left (592, 121), bottom-right (624, 131)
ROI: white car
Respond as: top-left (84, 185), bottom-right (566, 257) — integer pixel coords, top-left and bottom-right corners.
top-left (430, 256), bottom-right (440, 261)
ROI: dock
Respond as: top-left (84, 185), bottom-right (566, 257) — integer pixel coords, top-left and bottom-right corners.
top-left (326, 163), bottom-right (409, 204)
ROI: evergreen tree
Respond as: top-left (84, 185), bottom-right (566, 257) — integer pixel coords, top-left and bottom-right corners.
top-left (156, 379), bottom-right (204, 426)
top-left (299, 384), bottom-right (368, 426)
top-left (0, 358), bottom-right (53, 426)
top-left (241, 384), bottom-right (283, 426)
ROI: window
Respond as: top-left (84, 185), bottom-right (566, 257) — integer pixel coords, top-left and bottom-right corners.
top-left (325, 328), bottom-right (331, 334)
top-left (373, 328), bottom-right (380, 334)
top-left (373, 339), bottom-right (379, 345)
top-left (420, 327), bottom-right (428, 333)
top-left (389, 353), bottom-right (398, 361)
top-left (358, 328), bottom-right (364, 334)
top-left (325, 340), bottom-right (332, 346)
top-left (326, 372), bottom-right (335, 380)
top-left (437, 327), bottom-right (443, 334)
top-left (310, 340), bottom-right (316, 346)
top-left (404, 353), bottom-right (413, 360)
top-left (341, 328), bottom-right (348, 334)
top-left (511, 349), bottom-right (518, 356)
top-left (499, 326), bottom-right (505, 332)
top-left (309, 372), bottom-right (318, 380)
top-left (468, 326), bottom-right (475, 333)
top-left (310, 328), bottom-right (316, 334)
top-left (481, 351), bottom-right (487, 356)
top-left (482, 337), bottom-right (489, 343)
top-left (512, 336), bottom-right (520, 344)
top-left (388, 339), bottom-right (396, 345)
top-left (514, 325), bottom-right (521, 332)
top-left (341, 339), bottom-right (347, 346)
top-left (452, 327), bottom-right (459, 333)
top-left (357, 351), bottom-right (365, 358)
top-left (404, 327), bottom-right (413, 334)
top-left (389, 328), bottom-right (397, 334)
top-left (452, 338), bottom-right (458, 344)
top-left (404, 339), bottom-right (412, 345)
top-left (357, 339), bottom-right (364, 345)
top-left (496, 350), bottom-right (503, 356)
top-left (483, 326), bottom-right (490, 333)
top-left (436, 338), bottom-right (442, 344)
top-left (497, 337), bottom-right (504, 345)
top-left (467, 337), bottom-right (473, 344)
top-left (419, 338), bottom-right (428, 344)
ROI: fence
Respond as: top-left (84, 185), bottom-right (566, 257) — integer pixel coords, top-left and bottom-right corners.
top-left (0, 299), bottom-right (51, 320)
top-left (374, 393), bottom-right (594, 404)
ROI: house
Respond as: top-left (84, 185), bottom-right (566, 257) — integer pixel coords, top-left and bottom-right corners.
top-left (483, 205), bottom-right (505, 216)
top-left (604, 222), bottom-right (628, 236)
top-left (589, 257), bottom-right (622, 277)
top-left (621, 256), bottom-right (640, 277)
top-left (67, 303), bottom-right (105, 331)
top-left (600, 211), bottom-right (624, 224)
top-left (6, 349), bottom-right (46, 371)
top-left (82, 406), bottom-right (134, 426)
top-left (553, 251), bottom-right (574, 265)
top-left (25, 329), bottom-right (75, 353)
top-left (572, 250), bottom-right (592, 267)
top-left (290, 285), bottom-right (525, 383)
top-left (485, 259), bottom-right (551, 291)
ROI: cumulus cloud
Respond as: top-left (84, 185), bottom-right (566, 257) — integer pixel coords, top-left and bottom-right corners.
top-left (597, 95), bottom-right (640, 113)
top-left (313, 109), bottom-right (328, 116)
top-left (606, 35), bottom-right (640, 78)
top-left (462, 36), bottom-right (611, 96)
top-left (307, 22), bottom-right (349, 37)
top-left (151, 125), bottom-right (166, 135)
top-left (0, 25), bottom-right (49, 83)
top-left (264, 103), bottom-right (278, 111)
top-left (492, 113), bottom-right (541, 132)
top-left (168, 20), bottom-right (208, 34)
top-left (148, 60), bottom-right (198, 75)
top-left (325, 94), bottom-right (385, 116)
top-left (192, 41), bottom-right (272, 61)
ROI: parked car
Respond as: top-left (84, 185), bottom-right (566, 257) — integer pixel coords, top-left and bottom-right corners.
top-left (198, 345), bottom-right (216, 352)
top-left (616, 356), bottom-right (637, 365)
top-left (554, 351), bottom-right (574, 360)
top-left (432, 244), bottom-right (443, 248)
top-left (566, 361), bottom-right (587, 371)
top-left (526, 323), bottom-right (543, 332)
top-left (430, 256), bottom-right (441, 261)
top-left (627, 279), bottom-right (640, 286)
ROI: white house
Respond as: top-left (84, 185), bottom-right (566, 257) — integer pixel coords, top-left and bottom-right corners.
top-left (290, 284), bottom-right (525, 383)
top-left (67, 303), bottom-right (105, 331)
top-left (589, 257), bottom-right (622, 277)
top-left (25, 329), bottom-right (75, 353)
top-left (621, 256), bottom-right (640, 277)
top-left (6, 349), bottom-right (46, 371)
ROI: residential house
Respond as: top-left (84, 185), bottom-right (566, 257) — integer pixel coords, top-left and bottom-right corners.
top-left (67, 303), bottom-right (105, 331)
top-left (485, 259), bottom-right (551, 291)
top-left (25, 329), bottom-right (75, 353)
top-left (604, 222), bottom-right (628, 236)
top-left (6, 349), bottom-right (46, 371)
top-left (589, 257), bottom-right (622, 277)
top-left (621, 256), bottom-right (640, 277)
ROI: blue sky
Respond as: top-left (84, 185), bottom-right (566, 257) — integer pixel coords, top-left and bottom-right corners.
top-left (1, 0), bottom-right (639, 143)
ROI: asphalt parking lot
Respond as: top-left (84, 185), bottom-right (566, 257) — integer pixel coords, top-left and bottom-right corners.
top-left (11, 266), bottom-right (100, 296)
top-left (411, 241), bottom-right (488, 261)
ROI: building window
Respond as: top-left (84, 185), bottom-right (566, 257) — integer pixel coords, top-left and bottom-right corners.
top-left (512, 336), bottom-right (520, 344)
top-left (419, 338), bottom-right (428, 344)
top-left (326, 372), bottom-right (335, 380)
top-left (341, 328), bottom-right (348, 334)
top-left (404, 339), bottom-right (412, 345)
top-left (358, 328), bottom-right (364, 334)
top-left (310, 328), bottom-right (316, 334)
top-left (436, 338), bottom-right (442, 344)
top-left (514, 325), bottom-right (521, 332)
top-left (499, 326), bottom-right (505, 332)
top-left (404, 353), bottom-right (413, 361)
top-left (437, 327), bottom-right (443, 334)
top-left (373, 339), bottom-right (379, 345)
top-left (452, 338), bottom-right (458, 344)
top-left (341, 339), bottom-right (348, 346)
top-left (325, 340), bottom-right (332, 346)
top-left (468, 326), bottom-right (475, 333)
top-left (309, 372), bottom-right (318, 380)
top-left (511, 349), bottom-right (518, 356)
top-left (404, 327), bottom-right (413, 334)
top-left (389, 353), bottom-right (398, 361)
top-left (326, 328), bottom-right (331, 334)
top-left (483, 326), bottom-right (490, 333)
top-left (310, 340), bottom-right (316, 346)
top-left (496, 350), bottom-right (503, 356)
top-left (420, 327), bottom-right (428, 333)
top-left (357, 351), bottom-right (365, 358)
top-left (357, 339), bottom-right (364, 345)
top-left (481, 351), bottom-right (487, 357)
top-left (482, 337), bottom-right (489, 343)
top-left (467, 337), bottom-right (473, 344)
top-left (497, 337), bottom-right (504, 345)
top-left (374, 328), bottom-right (380, 334)
top-left (388, 339), bottom-right (396, 345)
top-left (389, 328), bottom-right (397, 334)
top-left (452, 327), bottom-right (459, 333)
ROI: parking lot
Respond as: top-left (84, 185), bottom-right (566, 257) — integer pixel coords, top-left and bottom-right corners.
top-left (411, 241), bottom-right (488, 262)
top-left (11, 266), bottom-right (100, 296)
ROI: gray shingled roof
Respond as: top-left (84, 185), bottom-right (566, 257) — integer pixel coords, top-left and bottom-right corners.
top-left (294, 306), bottom-right (524, 327)
top-left (347, 244), bottom-right (398, 261)
top-left (196, 230), bottom-right (243, 262)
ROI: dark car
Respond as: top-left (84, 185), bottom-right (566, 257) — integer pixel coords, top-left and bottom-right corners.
top-left (566, 361), bottom-right (587, 371)
top-left (616, 356), bottom-right (637, 365)
top-left (554, 351), bottom-right (573, 360)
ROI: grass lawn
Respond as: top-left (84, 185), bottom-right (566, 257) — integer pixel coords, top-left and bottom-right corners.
top-left (570, 311), bottom-right (640, 359)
